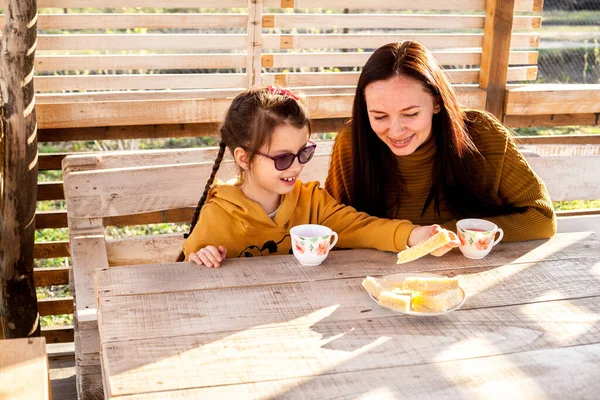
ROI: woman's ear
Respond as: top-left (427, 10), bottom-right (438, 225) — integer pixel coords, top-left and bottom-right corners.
top-left (433, 97), bottom-right (441, 114)
top-left (233, 147), bottom-right (250, 170)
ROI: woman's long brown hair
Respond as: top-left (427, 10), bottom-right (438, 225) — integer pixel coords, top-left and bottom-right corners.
top-left (176, 86), bottom-right (310, 261)
top-left (348, 41), bottom-right (525, 220)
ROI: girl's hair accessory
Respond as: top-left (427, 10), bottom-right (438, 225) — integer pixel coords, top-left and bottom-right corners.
top-left (266, 85), bottom-right (299, 100)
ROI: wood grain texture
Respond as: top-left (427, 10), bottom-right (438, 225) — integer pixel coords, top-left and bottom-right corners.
top-left (96, 255), bottom-right (600, 342)
top-left (96, 232), bottom-right (598, 298)
top-left (34, 267), bottom-right (70, 287)
top-left (104, 343), bottom-right (600, 400)
top-left (506, 84), bottom-right (600, 115)
top-left (0, 337), bottom-right (50, 400)
top-left (35, 53), bottom-right (246, 73)
top-left (479, 0), bottom-right (516, 118)
top-left (101, 296), bottom-right (600, 397)
top-left (506, 113), bottom-right (600, 128)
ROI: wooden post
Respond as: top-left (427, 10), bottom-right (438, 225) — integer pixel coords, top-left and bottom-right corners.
top-left (479, 0), bottom-right (516, 120)
top-left (0, 0), bottom-right (40, 338)
top-left (246, 0), bottom-right (263, 86)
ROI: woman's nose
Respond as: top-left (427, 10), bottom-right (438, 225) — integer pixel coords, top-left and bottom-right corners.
top-left (391, 118), bottom-right (406, 135)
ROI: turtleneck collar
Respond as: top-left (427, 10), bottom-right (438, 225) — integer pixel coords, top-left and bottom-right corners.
top-left (397, 132), bottom-right (437, 167)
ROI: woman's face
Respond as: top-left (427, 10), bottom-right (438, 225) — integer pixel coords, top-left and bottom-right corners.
top-left (364, 74), bottom-right (439, 157)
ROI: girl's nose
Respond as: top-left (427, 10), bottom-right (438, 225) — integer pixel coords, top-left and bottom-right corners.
top-left (391, 118), bottom-right (406, 136)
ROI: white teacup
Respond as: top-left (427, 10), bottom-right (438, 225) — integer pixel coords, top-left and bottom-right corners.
top-left (456, 219), bottom-right (504, 259)
top-left (290, 224), bottom-right (338, 266)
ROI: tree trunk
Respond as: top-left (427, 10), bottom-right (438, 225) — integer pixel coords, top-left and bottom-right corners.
top-left (0, 0), bottom-right (40, 338)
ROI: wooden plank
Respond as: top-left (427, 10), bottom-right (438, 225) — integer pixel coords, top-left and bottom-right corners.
top-left (100, 296), bottom-right (600, 397)
top-left (506, 84), bottom-right (600, 115)
top-left (0, 337), bottom-right (50, 400)
top-left (557, 208), bottom-right (600, 218)
top-left (507, 113), bottom-right (600, 128)
top-left (38, 119), bottom-right (343, 143)
top-left (36, 91), bottom-right (480, 129)
top-left (69, 232), bottom-right (109, 330)
top-left (35, 54), bottom-right (246, 73)
top-left (36, 210), bottom-right (68, 230)
top-left (37, 97), bottom-right (234, 129)
top-left (62, 153), bottom-right (329, 219)
top-left (266, 67), bottom-right (535, 87)
top-left (37, 34), bottom-right (247, 51)
top-left (557, 215), bottom-right (600, 234)
top-left (479, 0), bottom-right (515, 118)
top-left (41, 326), bottom-right (74, 344)
top-left (34, 241), bottom-right (70, 259)
top-left (38, 297), bottom-right (73, 316)
top-left (262, 0), bottom-right (540, 12)
top-left (37, 181), bottom-right (64, 201)
top-left (265, 14), bottom-right (540, 30)
top-left (519, 144), bottom-right (600, 157)
top-left (33, 13), bottom-right (247, 30)
top-left (103, 343), bottom-right (600, 400)
top-left (97, 232), bottom-right (597, 297)
top-left (514, 135), bottom-right (600, 145)
top-left (3, 0), bottom-right (248, 7)
top-left (262, 33), bottom-right (537, 50)
top-left (34, 267), bottom-right (70, 287)
top-left (96, 255), bottom-right (600, 342)
top-left (39, 153), bottom-right (69, 170)
top-left (264, 51), bottom-right (538, 68)
top-left (528, 156), bottom-right (600, 201)
top-left (35, 74), bottom-right (248, 92)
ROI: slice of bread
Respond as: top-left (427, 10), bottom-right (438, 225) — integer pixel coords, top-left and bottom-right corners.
top-left (361, 276), bottom-right (383, 299)
top-left (410, 288), bottom-right (462, 312)
top-left (402, 276), bottom-right (459, 292)
top-left (396, 229), bottom-right (453, 264)
top-left (378, 290), bottom-right (411, 312)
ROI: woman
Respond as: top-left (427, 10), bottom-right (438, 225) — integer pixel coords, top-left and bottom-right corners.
top-left (325, 41), bottom-right (556, 241)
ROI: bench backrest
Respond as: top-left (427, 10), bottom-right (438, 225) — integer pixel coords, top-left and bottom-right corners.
top-left (63, 141), bottom-right (600, 265)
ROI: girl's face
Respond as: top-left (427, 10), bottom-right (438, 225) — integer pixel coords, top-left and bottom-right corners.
top-left (364, 74), bottom-right (439, 157)
top-left (245, 123), bottom-right (311, 198)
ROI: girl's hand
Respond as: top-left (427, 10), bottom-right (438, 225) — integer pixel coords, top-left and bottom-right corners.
top-left (408, 225), bottom-right (460, 257)
top-left (189, 245), bottom-right (227, 268)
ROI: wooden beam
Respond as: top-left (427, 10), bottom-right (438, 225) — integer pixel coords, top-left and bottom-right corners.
top-left (37, 181), bottom-right (64, 201)
top-left (36, 210), bottom-right (68, 230)
top-left (0, 0), bottom-right (40, 338)
top-left (34, 267), bottom-right (70, 287)
top-left (38, 297), bottom-right (73, 316)
top-left (479, 0), bottom-right (516, 119)
top-left (34, 241), bottom-right (71, 259)
top-left (514, 135), bottom-right (600, 145)
top-left (506, 113), bottom-right (600, 128)
top-left (505, 85), bottom-right (600, 115)
top-left (41, 325), bottom-right (74, 344)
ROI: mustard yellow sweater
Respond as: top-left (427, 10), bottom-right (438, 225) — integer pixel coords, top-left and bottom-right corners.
top-left (183, 180), bottom-right (417, 260)
top-left (325, 109), bottom-right (557, 242)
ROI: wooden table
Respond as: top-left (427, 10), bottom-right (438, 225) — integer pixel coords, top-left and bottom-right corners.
top-left (94, 232), bottom-right (600, 399)
top-left (0, 337), bottom-right (51, 400)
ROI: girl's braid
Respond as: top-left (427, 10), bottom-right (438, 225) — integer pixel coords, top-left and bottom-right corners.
top-left (176, 140), bottom-right (227, 261)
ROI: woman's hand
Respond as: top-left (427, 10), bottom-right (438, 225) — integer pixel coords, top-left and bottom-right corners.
top-left (189, 245), bottom-right (227, 268)
top-left (408, 225), bottom-right (460, 257)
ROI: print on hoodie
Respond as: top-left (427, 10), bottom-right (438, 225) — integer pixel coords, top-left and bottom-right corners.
top-left (238, 235), bottom-right (292, 258)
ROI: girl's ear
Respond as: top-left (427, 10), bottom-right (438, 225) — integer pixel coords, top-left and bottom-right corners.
top-left (233, 147), bottom-right (250, 170)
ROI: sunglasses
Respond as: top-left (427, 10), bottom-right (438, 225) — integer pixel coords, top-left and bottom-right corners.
top-left (255, 141), bottom-right (317, 171)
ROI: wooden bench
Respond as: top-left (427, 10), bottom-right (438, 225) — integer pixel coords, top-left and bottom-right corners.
top-left (62, 138), bottom-right (600, 398)
top-left (0, 337), bottom-right (51, 400)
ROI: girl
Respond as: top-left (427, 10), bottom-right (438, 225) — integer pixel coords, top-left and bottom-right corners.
top-left (180, 85), bottom-right (459, 267)
top-left (325, 41), bottom-right (556, 242)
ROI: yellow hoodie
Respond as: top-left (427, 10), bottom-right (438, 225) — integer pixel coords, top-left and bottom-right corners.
top-left (183, 179), bottom-right (417, 260)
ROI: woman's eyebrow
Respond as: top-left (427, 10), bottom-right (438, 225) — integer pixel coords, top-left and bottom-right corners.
top-left (369, 105), bottom-right (419, 113)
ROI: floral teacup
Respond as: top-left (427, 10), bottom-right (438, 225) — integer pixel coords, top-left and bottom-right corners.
top-left (456, 219), bottom-right (504, 259)
top-left (290, 224), bottom-right (338, 266)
